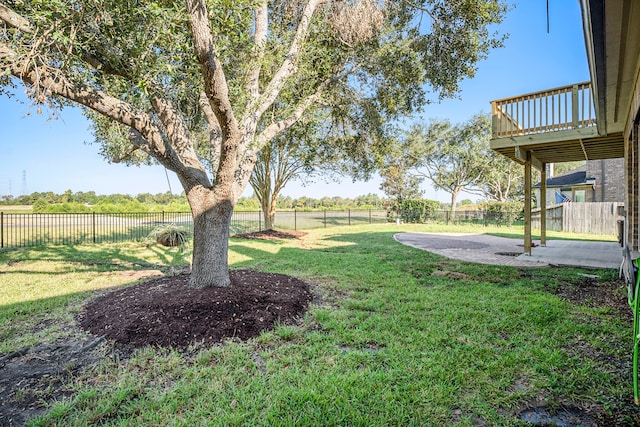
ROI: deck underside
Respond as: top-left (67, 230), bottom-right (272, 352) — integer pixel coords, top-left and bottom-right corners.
top-left (490, 129), bottom-right (624, 168)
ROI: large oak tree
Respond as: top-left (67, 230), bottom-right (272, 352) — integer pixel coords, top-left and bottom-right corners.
top-left (0, 0), bottom-right (507, 288)
top-left (406, 114), bottom-right (491, 215)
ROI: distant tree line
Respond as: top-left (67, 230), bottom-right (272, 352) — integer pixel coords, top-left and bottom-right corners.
top-left (1, 191), bottom-right (409, 212)
top-left (1, 191), bottom-right (190, 212)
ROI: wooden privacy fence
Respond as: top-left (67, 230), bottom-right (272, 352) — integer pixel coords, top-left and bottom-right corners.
top-left (531, 202), bottom-right (623, 235)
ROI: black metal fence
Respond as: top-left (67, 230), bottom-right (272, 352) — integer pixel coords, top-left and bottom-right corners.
top-left (0, 209), bottom-right (389, 249)
top-left (0, 209), bottom-right (522, 249)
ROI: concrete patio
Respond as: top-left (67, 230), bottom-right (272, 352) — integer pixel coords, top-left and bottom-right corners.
top-left (394, 232), bottom-right (622, 269)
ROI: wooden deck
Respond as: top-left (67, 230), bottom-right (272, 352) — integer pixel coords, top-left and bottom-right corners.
top-left (490, 82), bottom-right (624, 168)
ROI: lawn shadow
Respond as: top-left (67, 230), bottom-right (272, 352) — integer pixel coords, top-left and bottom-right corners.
top-left (0, 244), bottom-right (189, 275)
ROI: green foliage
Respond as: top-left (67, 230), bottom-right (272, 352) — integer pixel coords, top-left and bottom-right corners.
top-left (379, 164), bottom-right (423, 214)
top-left (2, 0), bottom-right (508, 172)
top-left (31, 199), bottom-right (49, 213)
top-left (399, 198), bottom-right (441, 223)
top-left (475, 151), bottom-right (524, 202)
top-left (1, 191), bottom-right (389, 213)
top-left (553, 161), bottom-right (585, 176)
top-left (406, 114), bottom-right (492, 208)
top-left (480, 201), bottom-right (524, 226)
top-left (2, 191), bottom-right (190, 212)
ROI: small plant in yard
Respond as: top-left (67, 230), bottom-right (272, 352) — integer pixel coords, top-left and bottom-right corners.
top-left (147, 223), bottom-right (190, 249)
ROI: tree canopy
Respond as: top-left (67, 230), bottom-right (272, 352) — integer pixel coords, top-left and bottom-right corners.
top-left (0, 0), bottom-right (508, 287)
top-left (406, 114), bottom-right (490, 212)
top-left (401, 113), bottom-right (522, 211)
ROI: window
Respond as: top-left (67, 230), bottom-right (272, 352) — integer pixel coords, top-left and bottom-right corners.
top-left (574, 189), bottom-right (586, 202)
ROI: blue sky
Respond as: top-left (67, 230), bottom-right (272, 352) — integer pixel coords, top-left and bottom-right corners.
top-left (0, 1), bottom-right (589, 201)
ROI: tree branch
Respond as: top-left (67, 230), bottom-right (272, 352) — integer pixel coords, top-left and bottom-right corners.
top-left (243, 0), bottom-right (327, 132)
top-left (186, 0), bottom-right (239, 141)
top-left (199, 92), bottom-right (222, 173)
top-left (247, 0), bottom-right (268, 100)
top-left (110, 143), bottom-right (140, 163)
top-left (0, 4), bottom-right (32, 33)
top-left (0, 43), bottom-right (181, 170)
top-left (187, 0), bottom-right (243, 196)
top-left (402, 0), bottom-right (440, 24)
top-left (150, 94), bottom-right (210, 186)
top-left (253, 94), bottom-right (320, 152)
top-left (253, 61), bottom-right (354, 152)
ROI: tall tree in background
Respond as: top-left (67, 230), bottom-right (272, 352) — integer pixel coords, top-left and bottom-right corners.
top-left (0, 1), bottom-right (507, 288)
top-left (249, 123), bottom-right (312, 231)
top-left (552, 161), bottom-right (585, 176)
top-left (469, 153), bottom-right (523, 202)
top-left (408, 114), bottom-right (491, 215)
top-left (380, 163), bottom-right (424, 215)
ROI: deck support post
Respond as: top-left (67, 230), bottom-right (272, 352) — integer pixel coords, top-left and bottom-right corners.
top-left (540, 163), bottom-right (547, 246)
top-left (524, 152), bottom-right (532, 255)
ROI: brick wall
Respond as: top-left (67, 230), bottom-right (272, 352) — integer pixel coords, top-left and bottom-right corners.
top-left (586, 158), bottom-right (625, 203)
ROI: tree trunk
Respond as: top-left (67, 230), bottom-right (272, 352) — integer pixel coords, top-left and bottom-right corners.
top-left (260, 196), bottom-right (274, 230)
top-left (187, 188), bottom-right (234, 288)
top-left (267, 191), bottom-right (279, 230)
top-left (450, 188), bottom-right (460, 220)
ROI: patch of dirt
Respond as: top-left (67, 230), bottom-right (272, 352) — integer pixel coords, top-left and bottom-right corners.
top-left (79, 269), bottom-right (312, 349)
top-left (233, 228), bottom-right (307, 240)
top-left (545, 276), bottom-right (629, 321)
top-left (519, 405), bottom-right (596, 426)
top-left (430, 270), bottom-right (472, 280)
top-left (0, 337), bottom-right (105, 426)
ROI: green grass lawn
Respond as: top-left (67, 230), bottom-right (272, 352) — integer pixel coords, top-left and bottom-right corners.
top-left (0, 224), bottom-right (634, 425)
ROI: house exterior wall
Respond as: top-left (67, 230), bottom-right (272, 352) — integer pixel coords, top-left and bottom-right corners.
top-left (626, 121), bottom-right (639, 250)
top-left (586, 158), bottom-right (625, 203)
top-left (623, 59), bottom-right (640, 251)
top-left (534, 158), bottom-right (624, 207)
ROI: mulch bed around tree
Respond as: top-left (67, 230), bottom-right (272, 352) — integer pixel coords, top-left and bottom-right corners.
top-left (79, 269), bottom-right (312, 349)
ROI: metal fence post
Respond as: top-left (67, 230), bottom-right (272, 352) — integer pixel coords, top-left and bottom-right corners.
top-left (1, 212), bottom-right (3, 248)
top-left (92, 212), bottom-right (96, 243)
top-left (162, 210), bottom-right (165, 224)
top-left (259, 210), bottom-right (262, 231)
top-left (348, 209), bottom-right (351, 226)
top-left (294, 209), bottom-right (297, 230)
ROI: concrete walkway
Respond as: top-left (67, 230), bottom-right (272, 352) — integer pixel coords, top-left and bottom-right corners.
top-left (394, 232), bottom-right (622, 269)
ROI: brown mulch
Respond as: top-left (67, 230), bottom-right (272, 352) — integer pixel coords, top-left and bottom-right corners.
top-left (79, 269), bottom-right (311, 349)
top-left (233, 229), bottom-right (307, 240)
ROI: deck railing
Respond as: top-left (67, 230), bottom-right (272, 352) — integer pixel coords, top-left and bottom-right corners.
top-left (491, 82), bottom-right (596, 139)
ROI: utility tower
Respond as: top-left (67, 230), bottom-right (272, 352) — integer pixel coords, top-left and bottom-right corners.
top-left (21, 170), bottom-right (27, 195)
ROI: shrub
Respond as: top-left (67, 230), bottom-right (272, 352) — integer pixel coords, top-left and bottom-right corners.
top-left (480, 201), bottom-right (523, 226)
top-left (399, 199), bottom-right (441, 223)
top-left (32, 200), bottom-right (49, 213)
